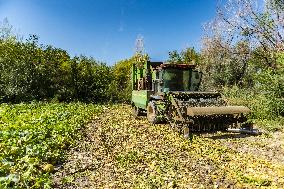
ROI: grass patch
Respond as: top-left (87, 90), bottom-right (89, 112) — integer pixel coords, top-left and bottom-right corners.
top-left (0, 102), bottom-right (101, 188)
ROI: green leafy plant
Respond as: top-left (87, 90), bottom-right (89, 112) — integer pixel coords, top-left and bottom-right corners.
top-left (0, 102), bottom-right (101, 188)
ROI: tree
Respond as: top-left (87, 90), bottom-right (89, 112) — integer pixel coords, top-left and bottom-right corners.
top-left (200, 0), bottom-right (284, 89)
top-left (0, 18), bottom-right (14, 40)
top-left (200, 0), bottom-right (284, 119)
top-left (168, 50), bottom-right (182, 64)
top-left (167, 48), bottom-right (200, 64)
top-left (204, 0), bottom-right (283, 68)
top-left (181, 47), bottom-right (200, 64)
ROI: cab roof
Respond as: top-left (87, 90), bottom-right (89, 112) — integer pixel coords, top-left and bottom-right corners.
top-left (149, 61), bottom-right (196, 69)
top-left (161, 63), bottom-right (196, 69)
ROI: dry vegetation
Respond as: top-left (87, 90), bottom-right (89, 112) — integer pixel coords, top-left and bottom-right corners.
top-left (53, 105), bottom-right (284, 188)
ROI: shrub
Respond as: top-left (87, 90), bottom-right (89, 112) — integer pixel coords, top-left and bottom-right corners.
top-left (0, 36), bottom-right (114, 103)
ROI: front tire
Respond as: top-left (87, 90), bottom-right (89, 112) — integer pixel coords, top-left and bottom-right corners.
top-left (147, 102), bottom-right (161, 124)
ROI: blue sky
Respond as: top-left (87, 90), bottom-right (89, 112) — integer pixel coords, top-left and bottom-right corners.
top-left (0, 0), bottom-right (217, 64)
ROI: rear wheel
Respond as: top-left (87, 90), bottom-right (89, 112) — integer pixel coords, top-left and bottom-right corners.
top-left (132, 105), bottom-right (143, 118)
top-left (147, 102), bottom-right (161, 124)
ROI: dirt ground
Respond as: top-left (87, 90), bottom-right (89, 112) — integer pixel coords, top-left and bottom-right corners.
top-left (52, 105), bottom-right (284, 188)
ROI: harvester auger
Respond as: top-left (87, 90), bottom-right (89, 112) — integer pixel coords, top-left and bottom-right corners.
top-left (131, 61), bottom-right (261, 138)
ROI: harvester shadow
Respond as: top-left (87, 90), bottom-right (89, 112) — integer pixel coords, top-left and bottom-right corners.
top-left (137, 116), bottom-right (254, 140)
top-left (202, 132), bottom-right (252, 140)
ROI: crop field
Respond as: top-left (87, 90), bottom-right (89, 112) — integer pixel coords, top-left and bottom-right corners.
top-left (1, 103), bottom-right (283, 188)
top-left (0, 103), bottom-right (102, 188)
top-left (0, 0), bottom-right (283, 188)
top-left (52, 105), bottom-right (284, 188)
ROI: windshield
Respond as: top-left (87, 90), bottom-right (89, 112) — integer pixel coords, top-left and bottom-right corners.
top-left (162, 68), bottom-right (190, 92)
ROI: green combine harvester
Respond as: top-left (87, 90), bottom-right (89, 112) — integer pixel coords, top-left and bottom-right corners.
top-left (131, 61), bottom-right (260, 137)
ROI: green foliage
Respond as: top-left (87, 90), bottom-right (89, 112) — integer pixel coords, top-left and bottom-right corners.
top-left (200, 0), bottom-right (284, 129)
top-left (111, 57), bottom-right (137, 102)
top-left (256, 70), bottom-right (283, 115)
top-left (133, 52), bottom-right (149, 68)
top-left (168, 48), bottom-right (200, 64)
top-left (222, 52), bottom-right (284, 130)
top-left (223, 85), bottom-right (283, 131)
top-left (168, 50), bottom-right (182, 63)
top-left (69, 56), bottom-right (113, 102)
top-left (181, 47), bottom-right (200, 64)
top-left (110, 52), bottom-right (151, 102)
top-left (0, 35), bottom-right (113, 103)
top-left (200, 46), bottom-right (283, 130)
top-left (0, 102), bottom-right (101, 188)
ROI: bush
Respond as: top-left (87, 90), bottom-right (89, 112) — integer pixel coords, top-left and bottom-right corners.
top-left (0, 36), bottom-right (114, 103)
top-left (223, 84), bottom-right (283, 131)
top-left (111, 58), bottom-right (134, 102)
top-left (223, 53), bottom-right (284, 130)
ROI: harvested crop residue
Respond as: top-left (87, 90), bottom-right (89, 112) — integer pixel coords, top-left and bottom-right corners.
top-left (53, 105), bottom-right (284, 188)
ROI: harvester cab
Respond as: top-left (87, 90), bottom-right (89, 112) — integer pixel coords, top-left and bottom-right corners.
top-left (153, 63), bottom-right (201, 93)
top-left (131, 61), bottom-right (260, 137)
